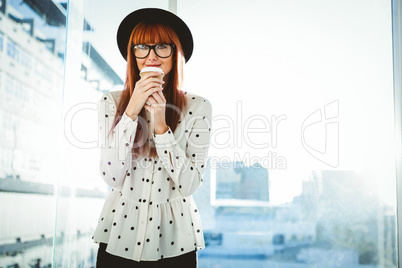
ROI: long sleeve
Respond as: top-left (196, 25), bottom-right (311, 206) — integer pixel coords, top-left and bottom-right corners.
top-left (153, 98), bottom-right (212, 197)
top-left (98, 92), bottom-right (138, 187)
top-left (93, 92), bottom-right (209, 261)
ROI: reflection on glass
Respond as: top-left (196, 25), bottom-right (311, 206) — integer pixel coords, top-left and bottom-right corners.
top-left (52, 0), bottom-right (126, 267)
top-left (194, 167), bottom-right (397, 267)
top-left (215, 162), bottom-right (269, 202)
top-left (0, 0), bottom-right (66, 267)
top-left (0, 0), bottom-right (397, 267)
top-left (181, 0), bottom-right (397, 267)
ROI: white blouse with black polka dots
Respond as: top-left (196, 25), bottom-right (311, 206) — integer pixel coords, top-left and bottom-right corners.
top-left (92, 90), bottom-right (212, 262)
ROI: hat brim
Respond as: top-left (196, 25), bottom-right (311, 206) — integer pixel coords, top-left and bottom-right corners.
top-left (116, 8), bottom-right (193, 63)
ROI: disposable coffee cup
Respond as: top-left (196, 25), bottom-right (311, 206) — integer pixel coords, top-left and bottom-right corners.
top-left (141, 67), bottom-right (164, 108)
top-left (140, 67), bottom-right (164, 80)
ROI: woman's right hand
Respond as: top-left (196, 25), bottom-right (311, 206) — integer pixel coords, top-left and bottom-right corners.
top-left (125, 72), bottom-right (165, 120)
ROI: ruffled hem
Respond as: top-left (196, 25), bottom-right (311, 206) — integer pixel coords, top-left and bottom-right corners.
top-left (92, 190), bottom-right (205, 261)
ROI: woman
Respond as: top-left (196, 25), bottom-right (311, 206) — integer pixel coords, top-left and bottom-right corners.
top-left (92, 8), bottom-right (212, 267)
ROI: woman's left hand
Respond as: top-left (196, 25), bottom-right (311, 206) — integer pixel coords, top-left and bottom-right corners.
top-left (144, 90), bottom-right (169, 134)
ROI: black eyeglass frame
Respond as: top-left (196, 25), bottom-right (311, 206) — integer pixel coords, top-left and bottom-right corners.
top-left (131, 44), bottom-right (176, 59)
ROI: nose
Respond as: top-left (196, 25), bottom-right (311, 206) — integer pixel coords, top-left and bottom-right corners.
top-left (147, 47), bottom-right (158, 60)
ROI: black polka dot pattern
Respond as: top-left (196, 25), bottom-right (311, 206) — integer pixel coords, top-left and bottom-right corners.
top-left (94, 92), bottom-right (211, 261)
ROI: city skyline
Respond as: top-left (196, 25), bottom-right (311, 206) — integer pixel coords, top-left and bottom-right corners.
top-left (0, 0), bottom-right (399, 267)
top-left (78, 0), bottom-right (396, 206)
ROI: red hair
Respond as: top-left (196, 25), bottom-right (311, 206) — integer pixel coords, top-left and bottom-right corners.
top-left (109, 22), bottom-right (187, 159)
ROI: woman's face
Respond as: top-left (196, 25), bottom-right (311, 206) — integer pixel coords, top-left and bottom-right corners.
top-left (135, 44), bottom-right (174, 80)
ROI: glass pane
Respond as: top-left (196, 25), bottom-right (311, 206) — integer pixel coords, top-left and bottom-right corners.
top-left (54, 0), bottom-right (398, 267)
top-left (177, 0), bottom-right (397, 267)
top-left (54, 0), bottom-right (170, 267)
top-left (0, 0), bottom-right (66, 267)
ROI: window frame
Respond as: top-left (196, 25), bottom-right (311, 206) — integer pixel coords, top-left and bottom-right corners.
top-left (392, 0), bottom-right (402, 266)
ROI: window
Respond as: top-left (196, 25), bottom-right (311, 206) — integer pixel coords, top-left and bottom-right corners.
top-left (0, 1), bottom-right (66, 267)
top-left (183, 0), bottom-right (397, 267)
top-left (5, 38), bottom-right (32, 70)
top-left (0, 0), bottom-right (399, 267)
top-left (19, 50), bottom-right (32, 70)
top-left (6, 39), bottom-right (19, 62)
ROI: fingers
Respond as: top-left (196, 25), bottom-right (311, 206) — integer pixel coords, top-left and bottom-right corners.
top-left (144, 103), bottom-right (151, 112)
top-left (152, 89), bottom-right (165, 101)
top-left (140, 73), bottom-right (164, 86)
top-left (141, 77), bottom-right (164, 86)
top-left (139, 80), bottom-right (164, 92)
top-left (150, 92), bottom-right (163, 103)
top-left (136, 72), bottom-right (164, 90)
top-left (132, 72), bottom-right (165, 113)
top-left (146, 92), bottom-right (166, 113)
top-left (156, 89), bottom-right (165, 101)
top-left (146, 86), bottom-right (162, 98)
top-left (149, 88), bottom-right (166, 102)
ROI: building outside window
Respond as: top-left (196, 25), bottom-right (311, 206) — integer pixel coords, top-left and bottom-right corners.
top-left (6, 39), bottom-right (19, 62)
top-left (0, 0), bottom-right (401, 267)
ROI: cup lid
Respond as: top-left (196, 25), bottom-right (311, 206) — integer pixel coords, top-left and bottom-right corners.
top-left (140, 67), bottom-right (164, 74)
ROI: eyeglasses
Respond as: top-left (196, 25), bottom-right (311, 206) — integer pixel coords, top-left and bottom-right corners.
top-left (131, 44), bottom-right (175, 59)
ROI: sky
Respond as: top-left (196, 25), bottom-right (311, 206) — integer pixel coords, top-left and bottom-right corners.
top-left (72, 0), bottom-right (396, 205)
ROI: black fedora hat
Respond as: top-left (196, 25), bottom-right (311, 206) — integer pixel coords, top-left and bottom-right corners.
top-left (117, 8), bottom-right (193, 63)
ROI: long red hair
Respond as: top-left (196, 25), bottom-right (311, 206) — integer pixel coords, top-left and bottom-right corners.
top-left (109, 22), bottom-right (187, 159)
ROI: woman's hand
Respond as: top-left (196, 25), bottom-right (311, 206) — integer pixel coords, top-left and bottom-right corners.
top-left (125, 72), bottom-right (164, 120)
top-left (145, 89), bottom-right (168, 134)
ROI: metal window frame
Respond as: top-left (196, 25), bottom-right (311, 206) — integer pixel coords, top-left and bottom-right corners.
top-left (392, 0), bottom-right (402, 267)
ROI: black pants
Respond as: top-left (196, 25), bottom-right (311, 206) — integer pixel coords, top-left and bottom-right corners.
top-left (96, 243), bottom-right (197, 268)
